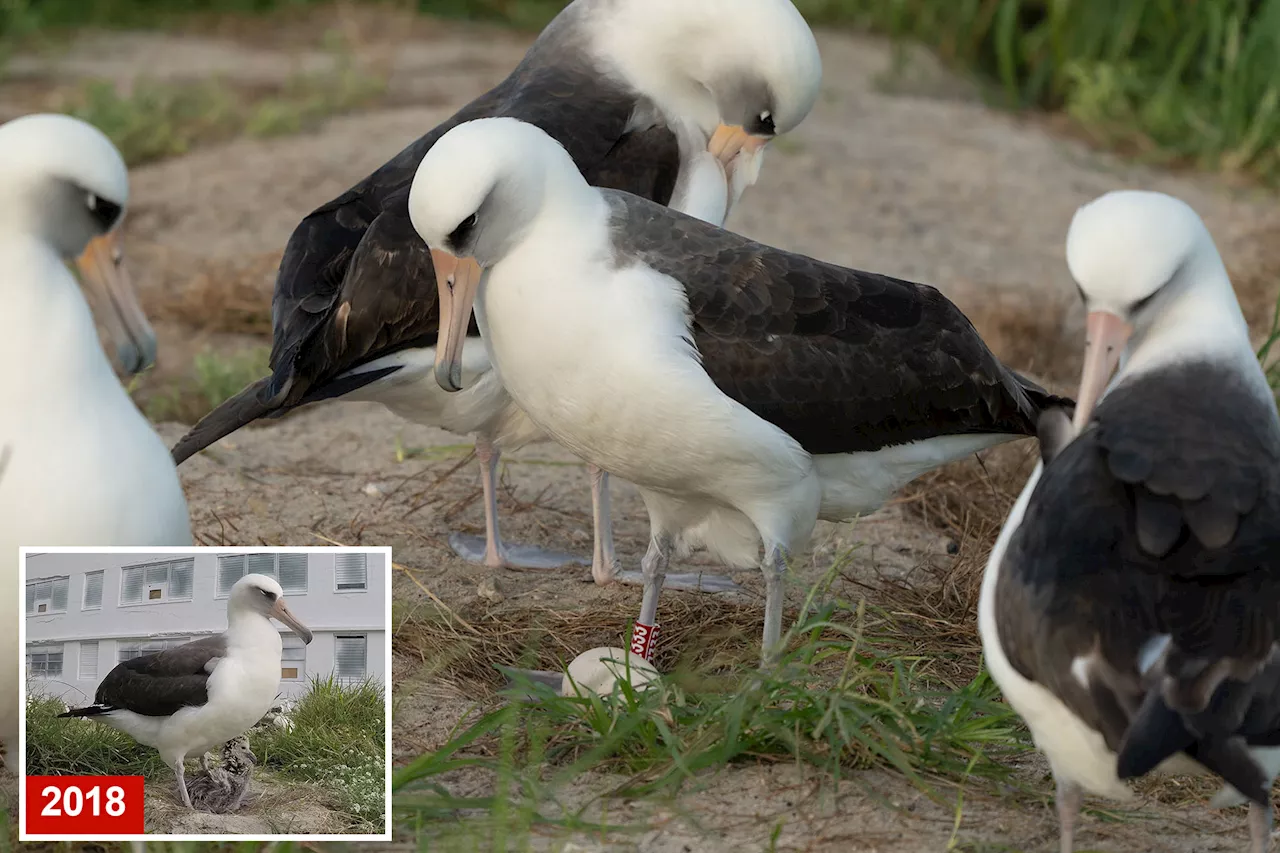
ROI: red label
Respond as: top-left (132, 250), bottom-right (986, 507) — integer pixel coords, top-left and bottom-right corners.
top-left (629, 621), bottom-right (660, 662)
top-left (25, 776), bottom-right (145, 837)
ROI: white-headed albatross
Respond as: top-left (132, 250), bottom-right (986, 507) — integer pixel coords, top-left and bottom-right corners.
top-left (168, 0), bottom-right (821, 594)
top-left (0, 113), bottom-right (192, 775)
top-left (979, 190), bottom-right (1280, 853)
top-left (61, 574), bottom-right (313, 810)
top-left (409, 117), bottom-right (1071, 665)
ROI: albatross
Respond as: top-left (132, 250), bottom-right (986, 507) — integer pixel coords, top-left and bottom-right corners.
top-left (0, 113), bottom-right (192, 775)
top-left (168, 0), bottom-right (821, 593)
top-left (409, 117), bottom-right (1071, 664)
top-left (979, 190), bottom-right (1280, 853)
top-left (60, 574), bottom-right (313, 810)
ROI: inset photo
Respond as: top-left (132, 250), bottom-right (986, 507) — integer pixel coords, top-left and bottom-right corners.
top-left (18, 547), bottom-right (391, 841)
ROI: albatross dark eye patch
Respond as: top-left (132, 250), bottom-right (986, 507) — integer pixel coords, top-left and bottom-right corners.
top-left (448, 213), bottom-right (478, 250)
top-left (259, 588), bottom-right (277, 601)
top-left (86, 192), bottom-right (123, 233)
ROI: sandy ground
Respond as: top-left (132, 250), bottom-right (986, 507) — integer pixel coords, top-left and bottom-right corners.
top-left (6, 6), bottom-right (1280, 851)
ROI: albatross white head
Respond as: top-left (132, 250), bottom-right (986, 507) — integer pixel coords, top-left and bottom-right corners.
top-left (411, 118), bottom-right (593, 391)
top-left (1064, 189), bottom-right (1256, 431)
top-left (587, 0), bottom-right (821, 182)
top-left (0, 113), bottom-right (155, 375)
top-left (227, 573), bottom-right (314, 644)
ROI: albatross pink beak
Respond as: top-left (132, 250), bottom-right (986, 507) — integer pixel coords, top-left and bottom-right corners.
top-left (1072, 310), bottom-right (1133, 433)
top-left (432, 248), bottom-right (482, 393)
top-left (708, 124), bottom-right (770, 170)
top-left (271, 597), bottom-right (313, 644)
top-left (76, 228), bottom-right (157, 377)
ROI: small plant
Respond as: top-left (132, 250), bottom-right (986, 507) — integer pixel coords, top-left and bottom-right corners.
top-left (394, 573), bottom-right (1031, 845)
top-left (255, 675), bottom-right (387, 832)
top-left (141, 345), bottom-right (269, 424)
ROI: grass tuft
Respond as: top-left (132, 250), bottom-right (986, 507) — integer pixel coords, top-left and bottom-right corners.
top-left (137, 345), bottom-right (270, 424)
top-left (394, 572), bottom-right (1032, 845)
top-left (255, 675), bottom-right (388, 832)
top-left (60, 57), bottom-right (387, 166)
top-left (24, 677), bottom-right (385, 834)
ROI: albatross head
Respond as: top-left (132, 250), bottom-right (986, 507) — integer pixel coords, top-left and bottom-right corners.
top-left (410, 118), bottom-right (586, 392)
top-left (229, 573), bottom-right (314, 644)
top-left (0, 113), bottom-right (156, 376)
top-left (586, 0), bottom-right (821, 181)
top-left (1065, 189), bottom-right (1244, 430)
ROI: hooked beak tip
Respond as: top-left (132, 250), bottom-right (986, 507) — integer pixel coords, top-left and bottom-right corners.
top-left (435, 361), bottom-right (463, 393)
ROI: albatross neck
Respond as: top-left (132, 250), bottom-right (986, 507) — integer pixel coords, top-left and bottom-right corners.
top-left (0, 233), bottom-right (122, 398)
top-left (1118, 249), bottom-right (1268, 400)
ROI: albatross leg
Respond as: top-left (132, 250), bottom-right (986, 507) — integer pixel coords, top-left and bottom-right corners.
top-left (590, 465), bottom-right (619, 585)
top-left (1055, 777), bottom-right (1082, 853)
top-left (760, 544), bottom-right (790, 667)
top-left (628, 534), bottom-right (672, 663)
top-left (173, 758), bottom-right (193, 810)
top-left (447, 436), bottom-right (588, 570)
top-left (1249, 801), bottom-right (1274, 853)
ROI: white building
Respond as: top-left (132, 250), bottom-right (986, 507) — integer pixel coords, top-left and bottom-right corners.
top-left (23, 550), bottom-right (388, 704)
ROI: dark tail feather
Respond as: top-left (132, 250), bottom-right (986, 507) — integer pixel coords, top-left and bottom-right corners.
top-left (171, 377), bottom-right (276, 465)
top-left (1118, 683), bottom-right (1269, 806)
top-left (58, 705), bottom-right (112, 718)
top-left (292, 365), bottom-right (403, 409)
top-left (1011, 369), bottom-right (1076, 417)
top-left (1117, 690), bottom-right (1194, 779)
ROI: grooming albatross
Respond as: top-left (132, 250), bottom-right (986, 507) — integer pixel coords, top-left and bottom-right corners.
top-left (412, 118), bottom-right (1070, 663)
top-left (169, 0), bottom-right (821, 592)
top-left (0, 113), bottom-right (192, 774)
top-left (61, 574), bottom-right (312, 810)
top-left (979, 190), bottom-right (1280, 853)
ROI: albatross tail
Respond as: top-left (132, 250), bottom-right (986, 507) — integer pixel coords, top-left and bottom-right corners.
top-left (58, 704), bottom-right (114, 718)
top-left (170, 378), bottom-right (277, 464)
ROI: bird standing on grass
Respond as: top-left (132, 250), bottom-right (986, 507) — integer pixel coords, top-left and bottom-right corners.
top-left (979, 190), bottom-right (1280, 853)
top-left (0, 113), bottom-right (192, 775)
top-left (409, 117), bottom-right (1070, 666)
top-left (168, 0), bottom-right (822, 595)
top-left (60, 574), bottom-right (312, 811)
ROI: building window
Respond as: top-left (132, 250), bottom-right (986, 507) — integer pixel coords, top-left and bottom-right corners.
top-left (335, 553), bottom-right (368, 592)
top-left (334, 634), bottom-right (367, 680)
top-left (281, 634), bottom-right (307, 681)
top-left (120, 559), bottom-right (194, 606)
top-left (217, 554), bottom-right (308, 597)
top-left (27, 647), bottom-right (63, 678)
top-left (117, 637), bottom-right (190, 663)
top-left (82, 571), bottom-right (104, 610)
top-left (79, 641), bottom-right (99, 681)
top-left (26, 577), bottom-right (69, 616)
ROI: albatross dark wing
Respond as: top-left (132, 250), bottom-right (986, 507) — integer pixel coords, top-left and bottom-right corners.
top-left (60, 635), bottom-right (229, 718)
top-left (995, 361), bottom-right (1280, 801)
top-left (170, 25), bottom-right (679, 464)
top-left (604, 190), bottom-right (1068, 454)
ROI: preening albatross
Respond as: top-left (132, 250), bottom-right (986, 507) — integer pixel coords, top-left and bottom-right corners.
top-left (410, 117), bottom-right (1070, 664)
top-left (0, 113), bottom-right (192, 774)
top-left (61, 574), bottom-right (313, 810)
top-left (169, 0), bottom-right (821, 592)
top-left (979, 190), bottom-right (1280, 853)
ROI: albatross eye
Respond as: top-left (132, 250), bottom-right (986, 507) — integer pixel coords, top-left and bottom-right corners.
top-left (448, 213), bottom-right (478, 249)
top-left (85, 191), bottom-right (123, 233)
top-left (754, 111), bottom-right (776, 136)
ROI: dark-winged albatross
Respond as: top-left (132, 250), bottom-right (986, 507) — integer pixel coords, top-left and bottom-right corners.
top-left (409, 117), bottom-right (1070, 664)
top-left (60, 574), bottom-right (313, 810)
top-left (168, 0), bottom-right (821, 592)
top-left (0, 113), bottom-right (192, 775)
top-left (979, 190), bottom-right (1280, 853)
